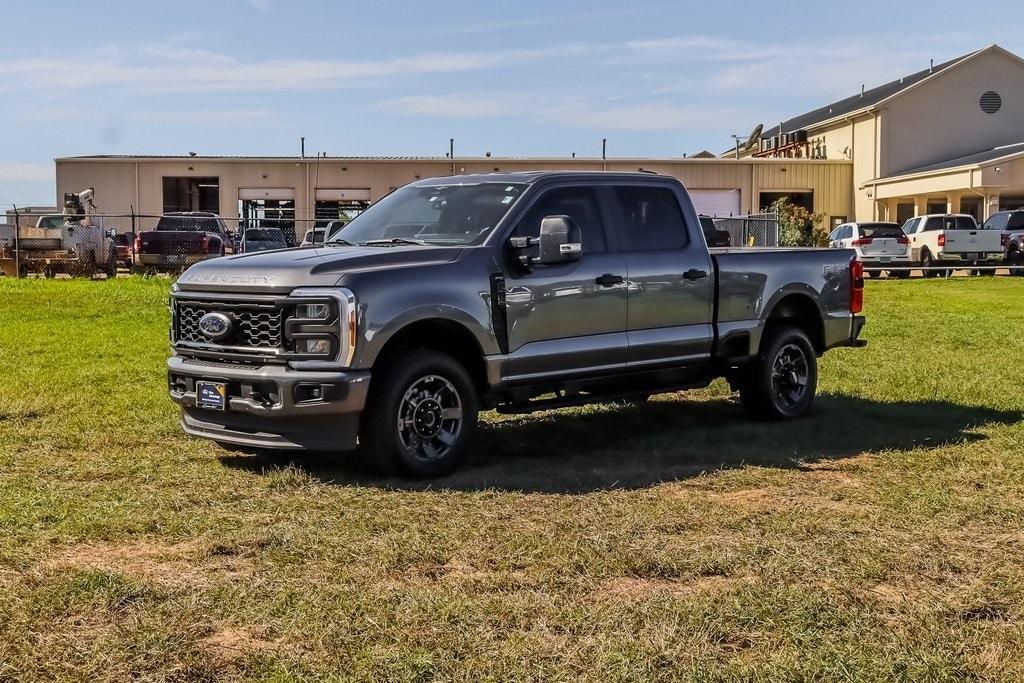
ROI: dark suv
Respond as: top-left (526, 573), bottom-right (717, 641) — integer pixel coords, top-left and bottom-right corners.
top-left (982, 210), bottom-right (1024, 273)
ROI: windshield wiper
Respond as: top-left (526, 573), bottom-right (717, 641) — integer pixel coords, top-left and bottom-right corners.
top-left (361, 237), bottom-right (428, 247)
top-left (324, 238), bottom-right (357, 246)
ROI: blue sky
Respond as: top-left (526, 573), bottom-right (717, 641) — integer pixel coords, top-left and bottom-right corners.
top-left (2, 0), bottom-right (1023, 208)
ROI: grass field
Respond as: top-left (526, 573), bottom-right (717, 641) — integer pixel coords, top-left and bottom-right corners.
top-left (1, 276), bottom-right (1023, 681)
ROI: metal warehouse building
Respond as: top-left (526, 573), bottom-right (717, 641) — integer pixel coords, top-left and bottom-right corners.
top-left (53, 155), bottom-right (853, 229)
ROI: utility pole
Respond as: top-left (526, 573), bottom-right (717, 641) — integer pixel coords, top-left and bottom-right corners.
top-left (602, 138), bottom-right (607, 171)
top-left (449, 138), bottom-right (455, 175)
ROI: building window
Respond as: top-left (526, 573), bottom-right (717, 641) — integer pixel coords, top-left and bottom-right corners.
top-left (896, 203), bottom-right (915, 223)
top-left (163, 177), bottom-right (219, 213)
top-left (980, 91), bottom-right (1002, 114)
top-left (926, 200), bottom-right (947, 215)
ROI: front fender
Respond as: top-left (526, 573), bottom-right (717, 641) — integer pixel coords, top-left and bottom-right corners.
top-left (355, 303), bottom-right (495, 368)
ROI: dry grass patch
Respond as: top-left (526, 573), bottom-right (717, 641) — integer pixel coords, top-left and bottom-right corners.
top-left (39, 539), bottom-right (255, 587)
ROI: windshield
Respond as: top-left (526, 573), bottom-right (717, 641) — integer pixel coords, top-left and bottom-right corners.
top-left (859, 223), bottom-right (903, 238)
top-left (157, 215), bottom-right (221, 232)
top-left (38, 216), bottom-right (69, 229)
top-left (244, 229), bottom-right (284, 242)
top-left (328, 183), bottom-right (527, 246)
top-left (305, 228), bottom-right (326, 244)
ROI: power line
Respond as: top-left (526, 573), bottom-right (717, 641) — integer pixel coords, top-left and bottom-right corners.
top-left (0, 179), bottom-right (46, 205)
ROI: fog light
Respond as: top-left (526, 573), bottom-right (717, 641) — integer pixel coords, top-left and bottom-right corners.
top-left (296, 303), bottom-right (330, 319)
top-left (296, 338), bottom-right (331, 354)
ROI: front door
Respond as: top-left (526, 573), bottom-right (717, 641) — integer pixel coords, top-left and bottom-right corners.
top-left (501, 185), bottom-right (628, 383)
top-left (606, 183), bottom-right (715, 367)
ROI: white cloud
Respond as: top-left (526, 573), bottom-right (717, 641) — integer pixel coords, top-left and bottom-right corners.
top-left (0, 44), bottom-right (590, 94)
top-left (380, 95), bottom-right (508, 119)
top-left (378, 92), bottom-right (748, 133)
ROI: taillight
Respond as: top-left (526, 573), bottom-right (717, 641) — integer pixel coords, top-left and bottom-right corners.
top-left (937, 233), bottom-right (946, 247)
top-left (133, 235), bottom-right (141, 252)
top-left (850, 259), bottom-right (864, 314)
top-left (851, 237), bottom-right (873, 246)
top-left (897, 235), bottom-right (909, 245)
top-left (201, 234), bottom-right (210, 251)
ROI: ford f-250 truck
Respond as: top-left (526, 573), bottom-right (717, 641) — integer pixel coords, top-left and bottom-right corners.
top-left (168, 172), bottom-right (866, 477)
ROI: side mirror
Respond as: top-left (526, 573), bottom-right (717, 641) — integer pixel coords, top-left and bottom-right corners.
top-left (537, 215), bottom-right (581, 265)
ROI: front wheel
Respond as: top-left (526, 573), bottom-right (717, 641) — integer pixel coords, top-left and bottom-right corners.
top-left (360, 349), bottom-right (478, 477)
top-left (740, 326), bottom-right (818, 420)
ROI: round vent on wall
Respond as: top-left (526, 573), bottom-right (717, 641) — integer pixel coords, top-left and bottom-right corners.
top-left (980, 91), bottom-right (1002, 114)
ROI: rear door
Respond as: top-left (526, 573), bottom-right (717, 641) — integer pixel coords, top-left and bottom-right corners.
top-left (500, 185), bottom-right (628, 382)
top-left (606, 183), bottom-right (715, 368)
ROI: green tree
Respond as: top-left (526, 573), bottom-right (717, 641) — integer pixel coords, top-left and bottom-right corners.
top-left (771, 197), bottom-right (827, 247)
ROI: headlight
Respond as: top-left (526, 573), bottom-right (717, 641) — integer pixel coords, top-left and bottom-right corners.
top-left (295, 302), bottom-right (330, 320)
top-left (286, 288), bottom-right (356, 368)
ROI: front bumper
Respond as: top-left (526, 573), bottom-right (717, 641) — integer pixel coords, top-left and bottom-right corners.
top-left (168, 355), bottom-right (371, 451)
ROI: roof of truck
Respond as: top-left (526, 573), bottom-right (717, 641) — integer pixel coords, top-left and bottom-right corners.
top-left (408, 170), bottom-right (674, 185)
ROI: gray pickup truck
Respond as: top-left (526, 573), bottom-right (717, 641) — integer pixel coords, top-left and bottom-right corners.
top-left (168, 172), bottom-right (866, 476)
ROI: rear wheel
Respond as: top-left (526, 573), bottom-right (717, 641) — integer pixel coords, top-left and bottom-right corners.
top-left (740, 325), bottom-right (818, 420)
top-left (360, 349), bottom-right (478, 477)
top-left (1006, 249), bottom-right (1022, 276)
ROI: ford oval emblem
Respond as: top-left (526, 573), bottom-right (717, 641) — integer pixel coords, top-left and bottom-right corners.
top-left (198, 312), bottom-right (232, 340)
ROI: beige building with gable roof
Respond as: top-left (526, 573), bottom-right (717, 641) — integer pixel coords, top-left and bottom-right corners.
top-left (735, 44), bottom-right (1024, 225)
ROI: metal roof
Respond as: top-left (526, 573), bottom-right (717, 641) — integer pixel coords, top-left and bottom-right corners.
top-left (888, 141), bottom-right (1024, 176)
top-left (762, 48), bottom-right (984, 138)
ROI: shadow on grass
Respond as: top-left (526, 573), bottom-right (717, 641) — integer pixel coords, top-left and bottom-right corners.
top-left (217, 394), bottom-right (1021, 494)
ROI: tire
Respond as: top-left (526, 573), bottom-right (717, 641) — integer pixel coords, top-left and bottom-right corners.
top-left (1007, 250), bottom-right (1023, 276)
top-left (892, 269), bottom-right (910, 279)
top-left (921, 250), bottom-right (939, 278)
top-left (360, 349), bottom-right (478, 477)
top-left (739, 325), bottom-right (818, 421)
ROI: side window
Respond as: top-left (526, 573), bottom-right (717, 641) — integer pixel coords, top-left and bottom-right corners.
top-left (900, 218), bottom-right (917, 234)
top-left (985, 213), bottom-right (1008, 230)
top-left (515, 186), bottom-right (606, 253)
top-left (924, 217), bottom-right (944, 231)
top-left (1008, 213), bottom-right (1024, 229)
top-left (828, 227), bottom-right (841, 242)
top-left (844, 226), bottom-right (854, 240)
top-left (612, 185), bottom-right (689, 251)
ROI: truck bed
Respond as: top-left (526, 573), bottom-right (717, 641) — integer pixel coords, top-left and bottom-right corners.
top-left (711, 246), bottom-right (859, 354)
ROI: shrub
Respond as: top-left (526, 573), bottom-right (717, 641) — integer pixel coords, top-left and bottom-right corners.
top-left (772, 198), bottom-right (827, 247)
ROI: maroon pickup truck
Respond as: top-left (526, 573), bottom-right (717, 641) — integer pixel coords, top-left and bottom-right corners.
top-left (134, 212), bottom-right (232, 272)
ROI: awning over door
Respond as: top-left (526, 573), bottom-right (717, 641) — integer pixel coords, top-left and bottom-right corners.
top-left (315, 188), bottom-right (371, 201)
top-left (238, 188), bottom-right (295, 201)
top-left (689, 189), bottom-right (741, 217)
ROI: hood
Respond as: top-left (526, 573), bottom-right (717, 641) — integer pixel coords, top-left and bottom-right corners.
top-left (176, 244), bottom-right (464, 293)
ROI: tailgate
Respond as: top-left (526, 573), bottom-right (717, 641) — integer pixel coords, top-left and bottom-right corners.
top-left (138, 231), bottom-right (207, 255)
top-left (943, 229), bottom-right (1001, 254)
top-left (861, 238), bottom-right (906, 257)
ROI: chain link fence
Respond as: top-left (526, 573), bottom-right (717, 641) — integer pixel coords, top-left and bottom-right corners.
top-left (1, 211), bottom-right (338, 278)
top-left (709, 212), bottom-right (780, 247)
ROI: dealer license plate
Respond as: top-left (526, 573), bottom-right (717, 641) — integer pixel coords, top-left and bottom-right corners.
top-left (196, 381), bottom-right (227, 410)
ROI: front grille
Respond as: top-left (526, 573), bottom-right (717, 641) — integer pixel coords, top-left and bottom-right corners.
top-left (176, 300), bottom-right (283, 350)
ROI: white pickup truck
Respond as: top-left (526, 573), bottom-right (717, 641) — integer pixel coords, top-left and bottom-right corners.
top-left (900, 214), bottom-right (1003, 276)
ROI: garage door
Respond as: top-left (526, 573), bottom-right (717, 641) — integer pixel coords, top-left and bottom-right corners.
top-left (689, 189), bottom-right (741, 217)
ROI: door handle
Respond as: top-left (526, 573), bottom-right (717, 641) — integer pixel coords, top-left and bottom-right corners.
top-left (683, 268), bottom-right (707, 281)
top-left (595, 273), bottom-right (624, 287)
